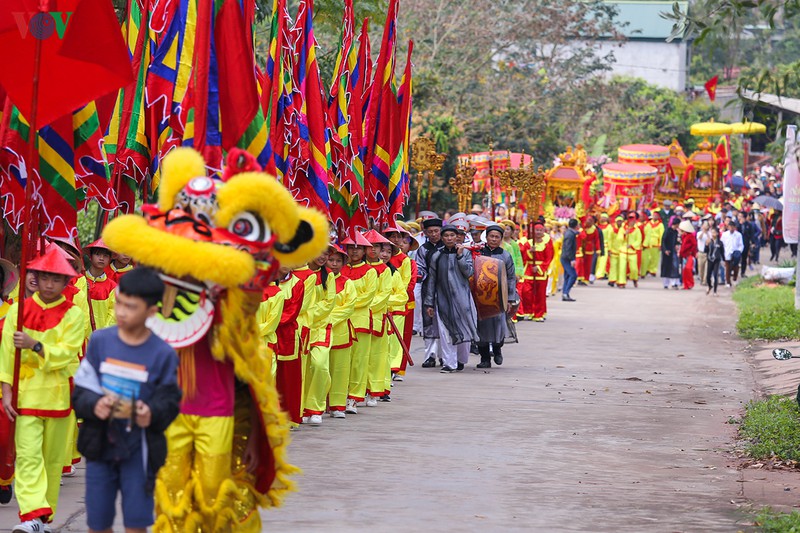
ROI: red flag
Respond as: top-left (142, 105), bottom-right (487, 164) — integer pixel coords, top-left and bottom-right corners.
top-left (216, 0), bottom-right (260, 151)
top-left (704, 76), bottom-right (719, 102)
top-left (0, 0), bottom-right (133, 129)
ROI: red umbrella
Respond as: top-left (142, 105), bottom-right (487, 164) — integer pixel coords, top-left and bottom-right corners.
top-left (0, 0), bottom-right (132, 458)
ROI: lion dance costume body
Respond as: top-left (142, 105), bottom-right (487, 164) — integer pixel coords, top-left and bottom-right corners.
top-left (103, 148), bottom-right (328, 531)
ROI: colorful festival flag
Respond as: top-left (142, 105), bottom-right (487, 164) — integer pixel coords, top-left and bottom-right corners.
top-left (327, 0), bottom-right (367, 237)
top-left (105, 0), bottom-right (155, 212)
top-left (0, 104), bottom-right (77, 238)
top-left (287, 0), bottom-right (331, 213)
top-left (363, 0), bottom-right (399, 221)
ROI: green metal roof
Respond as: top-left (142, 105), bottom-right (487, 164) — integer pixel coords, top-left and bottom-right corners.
top-left (606, 1), bottom-right (688, 40)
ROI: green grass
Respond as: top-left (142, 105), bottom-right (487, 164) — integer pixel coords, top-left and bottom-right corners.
top-left (732, 276), bottom-right (800, 340)
top-left (740, 395), bottom-right (800, 461)
top-left (754, 507), bottom-right (800, 532)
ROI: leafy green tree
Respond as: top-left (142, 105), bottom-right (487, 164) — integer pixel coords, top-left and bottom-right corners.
top-left (665, 0), bottom-right (800, 98)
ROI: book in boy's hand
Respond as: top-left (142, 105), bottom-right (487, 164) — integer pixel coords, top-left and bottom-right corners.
top-left (99, 358), bottom-right (149, 420)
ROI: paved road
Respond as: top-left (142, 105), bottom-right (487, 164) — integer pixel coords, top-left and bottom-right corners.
top-left (1, 277), bottom-right (759, 531)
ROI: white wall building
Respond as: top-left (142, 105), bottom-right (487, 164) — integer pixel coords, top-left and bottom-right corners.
top-left (599, 1), bottom-right (690, 92)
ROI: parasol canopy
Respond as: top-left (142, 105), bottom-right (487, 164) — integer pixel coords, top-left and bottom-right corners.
top-left (730, 121), bottom-right (767, 135)
top-left (602, 162), bottom-right (657, 199)
top-left (690, 121), bottom-right (732, 137)
top-left (753, 195), bottom-right (783, 211)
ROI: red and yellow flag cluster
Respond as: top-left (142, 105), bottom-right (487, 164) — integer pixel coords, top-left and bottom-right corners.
top-left (0, 0), bottom-right (414, 241)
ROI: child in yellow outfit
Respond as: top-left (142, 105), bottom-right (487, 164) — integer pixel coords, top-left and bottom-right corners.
top-left (341, 233), bottom-right (378, 414)
top-left (300, 251), bottom-right (336, 425)
top-left (362, 230), bottom-right (393, 407)
top-left (379, 242), bottom-right (408, 399)
top-left (257, 283), bottom-right (286, 385)
top-left (326, 245), bottom-right (356, 418)
top-left (0, 247), bottom-right (85, 531)
top-left (84, 239), bottom-right (117, 332)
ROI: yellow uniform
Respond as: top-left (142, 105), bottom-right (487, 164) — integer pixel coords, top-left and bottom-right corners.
top-left (385, 267), bottom-right (409, 392)
top-left (84, 271), bottom-right (117, 331)
top-left (642, 220), bottom-right (664, 276)
top-left (548, 231), bottom-right (564, 296)
top-left (341, 262), bottom-right (377, 403)
top-left (302, 270), bottom-right (336, 417)
top-left (617, 223), bottom-right (642, 286)
top-left (595, 221), bottom-right (613, 278)
top-left (257, 287), bottom-right (285, 382)
top-left (366, 263), bottom-right (392, 399)
top-left (388, 254), bottom-right (412, 374)
top-left (608, 223), bottom-right (626, 285)
top-left (0, 294), bottom-right (84, 524)
top-left (328, 273), bottom-right (356, 412)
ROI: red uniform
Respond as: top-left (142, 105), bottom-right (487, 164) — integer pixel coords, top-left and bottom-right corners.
top-left (576, 225), bottom-right (601, 282)
top-left (679, 232), bottom-right (698, 290)
top-left (530, 235), bottom-right (554, 319)
top-left (273, 275), bottom-right (307, 425)
top-left (517, 240), bottom-right (532, 317)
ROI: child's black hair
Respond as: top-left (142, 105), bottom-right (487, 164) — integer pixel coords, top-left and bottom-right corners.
top-left (118, 267), bottom-right (164, 307)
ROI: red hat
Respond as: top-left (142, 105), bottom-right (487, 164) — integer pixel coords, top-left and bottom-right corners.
top-left (329, 243), bottom-right (349, 258)
top-left (383, 224), bottom-right (409, 236)
top-left (48, 235), bottom-right (81, 257)
top-left (341, 232), bottom-right (372, 247)
top-left (86, 238), bottom-right (111, 252)
top-left (363, 229), bottom-right (390, 245)
top-left (27, 246), bottom-right (79, 278)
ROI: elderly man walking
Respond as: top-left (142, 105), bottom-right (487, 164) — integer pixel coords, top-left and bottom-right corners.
top-left (476, 225), bottom-right (518, 369)
top-left (423, 225), bottom-right (478, 373)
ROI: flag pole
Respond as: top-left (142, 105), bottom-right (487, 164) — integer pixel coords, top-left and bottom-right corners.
top-left (11, 2), bottom-right (46, 426)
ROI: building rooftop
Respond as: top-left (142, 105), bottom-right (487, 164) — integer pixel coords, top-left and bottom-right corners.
top-left (742, 90), bottom-right (800, 116)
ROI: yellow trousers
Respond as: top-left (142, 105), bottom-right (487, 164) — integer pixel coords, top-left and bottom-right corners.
top-left (388, 314), bottom-right (406, 375)
top-left (62, 411), bottom-right (80, 471)
top-left (595, 253), bottom-right (609, 278)
top-left (348, 332), bottom-right (372, 401)
top-left (617, 251), bottom-right (638, 285)
top-left (642, 247), bottom-right (659, 276)
top-left (156, 414), bottom-right (256, 533)
top-left (15, 415), bottom-right (70, 522)
top-left (302, 345), bottom-right (331, 415)
top-left (367, 330), bottom-right (389, 397)
top-left (608, 254), bottom-right (619, 283)
top-left (328, 346), bottom-right (351, 410)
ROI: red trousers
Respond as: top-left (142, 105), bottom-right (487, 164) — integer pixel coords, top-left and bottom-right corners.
top-left (519, 280), bottom-right (534, 316)
top-left (682, 256), bottom-right (695, 289)
top-left (275, 357), bottom-right (303, 424)
top-left (0, 410), bottom-right (13, 485)
top-left (401, 308), bottom-right (414, 372)
top-left (517, 281), bottom-right (529, 316)
top-left (531, 279), bottom-right (548, 318)
top-left (578, 254), bottom-right (593, 280)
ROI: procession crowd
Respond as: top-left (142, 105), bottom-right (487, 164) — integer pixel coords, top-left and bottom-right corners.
top-left (0, 162), bottom-right (788, 532)
top-left (0, 208), bottom-right (535, 532)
